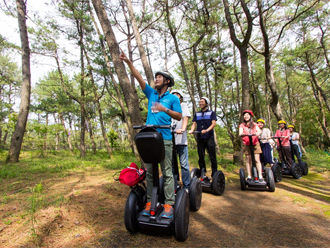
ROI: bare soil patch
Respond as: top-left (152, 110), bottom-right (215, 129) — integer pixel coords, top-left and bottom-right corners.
top-left (1, 167), bottom-right (329, 247)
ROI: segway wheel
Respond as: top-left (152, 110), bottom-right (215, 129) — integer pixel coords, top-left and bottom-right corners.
top-left (300, 162), bottom-right (309, 176)
top-left (174, 190), bottom-right (189, 242)
top-left (272, 163), bottom-right (282, 183)
top-left (124, 186), bottom-right (146, 233)
top-left (291, 163), bottom-right (302, 179)
top-left (190, 168), bottom-right (201, 180)
top-left (212, 171), bottom-right (225, 195)
top-left (265, 168), bottom-right (275, 192)
top-left (239, 168), bottom-right (246, 191)
top-left (189, 177), bottom-right (202, 211)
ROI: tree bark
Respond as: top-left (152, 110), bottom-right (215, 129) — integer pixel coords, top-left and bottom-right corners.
top-left (89, 2), bottom-right (139, 158)
top-left (165, 1), bottom-right (198, 113)
top-left (125, 0), bottom-right (155, 88)
top-left (7, 0), bottom-right (31, 162)
top-left (92, 0), bottom-right (143, 150)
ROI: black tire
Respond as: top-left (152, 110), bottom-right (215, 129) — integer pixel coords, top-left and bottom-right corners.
top-left (212, 171), bottom-right (225, 195)
top-left (291, 163), bottom-right (303, 179)
top-left (271, 163), bottom-right (282, 183)
top-left (190, 168), bottom-right (201, 180)
top-left (174, 190), bottom-right (190, 242)
top-left (189, 177), bottom-right (202, 211)
top-left (300, 161), bottom-right (308, 176)
top-left (124, 186), bottom-right (146, 233)
top-left (239, 168), bottom-right (246, 191)
top-left (265, 168), bottom-right (275, 192)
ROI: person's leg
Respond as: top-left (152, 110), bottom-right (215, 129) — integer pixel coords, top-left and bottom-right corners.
top-left (255, 154), bottom-right (263, 179)
top-left (292, 144), bottom-right (302, 164)
top-left (197, 138), bottom-right (206, 175)
top-left (160, 140), bottom-right (175, 206)
top-left (245, 154), bottom-right (252, 178)
top-left (283, 146), bottom-right (294, 166)
top-left (278, 147), bottom-right (284, 163)
top-left (205, 137), bottom-right (218, 177)
top-left (177, 145), bottom-right (190, 189)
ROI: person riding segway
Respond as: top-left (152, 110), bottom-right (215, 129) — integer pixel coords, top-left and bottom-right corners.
top-left (188, 97), bottom-right (225, 196)
top-left (238, 110), bottom-right (275, 192)
top-left (257, 119), bottom-right (282, 183)
top-left (120, 50), bottom-right (189, 241)
top-left (288, 125), bottom-right (308, 176)
top-left (273, 120), bottom-right (302, 180)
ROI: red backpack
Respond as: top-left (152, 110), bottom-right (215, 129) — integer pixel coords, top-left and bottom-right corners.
top-left (119, 162), bottom-right (146, 187)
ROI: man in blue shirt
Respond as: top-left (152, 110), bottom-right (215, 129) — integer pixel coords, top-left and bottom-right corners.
top-left (189, 97), bottom-right (218, 177)
top-left (120, 49), bottom-right (182, 219)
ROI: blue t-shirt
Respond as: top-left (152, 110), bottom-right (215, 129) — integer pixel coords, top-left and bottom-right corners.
top-left (192, 109), bottom-right (217, 139)
top-left (143, 84), bottom-right (182, 140)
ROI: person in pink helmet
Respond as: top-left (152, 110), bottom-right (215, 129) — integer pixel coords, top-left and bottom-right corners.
top-left (238, 110), bottom-right (263, 182)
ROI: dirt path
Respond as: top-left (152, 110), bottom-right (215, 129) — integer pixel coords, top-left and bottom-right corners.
top-left (1, 168), bottom-right (330, 247)
top-left (88, 170), bottom-right (330, 247)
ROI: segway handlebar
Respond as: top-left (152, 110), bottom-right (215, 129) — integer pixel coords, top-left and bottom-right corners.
top-left (191, 131), bottom-right (201, 134)
top-left (133, 125), bottom-right (171, 129)
top-left (240, 133), bottom-right (256, 137)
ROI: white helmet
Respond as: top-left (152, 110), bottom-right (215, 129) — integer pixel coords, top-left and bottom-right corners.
top-left (201, 96), bottom-right (210, 104)
top-left (171, 90), bottom-right (184, 98)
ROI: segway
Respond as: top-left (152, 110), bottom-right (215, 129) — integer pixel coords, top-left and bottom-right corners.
top-left (273, 136), bottom-right (302, 179)
top-left (124, 125), bottom-right (189, 241)
top-left (289, 139), bottom-right (308, 176)
top-left (159, 129), bottom-right (202, 211)
top-left (239, 134), bottom-right (275, 192)
top-left (190, 131), bottom-right (226, 196)
top-left (259, 139), bottom-right (282, 183)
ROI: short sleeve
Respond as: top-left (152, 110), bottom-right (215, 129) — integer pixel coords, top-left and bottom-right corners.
top-left (142, 84), bottom-right (154, 99)
top-left (181, 103), bottom-right (191, 118)
top-left (211, 111), bottom-right (217, 121)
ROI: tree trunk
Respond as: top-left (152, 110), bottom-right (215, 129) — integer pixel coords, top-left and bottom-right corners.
top-left (86, 116), bottom-right (97, 154)
top-left (125, 0), bottom-right (155, 88)
top-left (92, 0), bottom-right (143, 136)
top-left (7, 0), bottom-right (31, 163)
top-left (59, 113), bottom-right (73, 154)
top-left (89, 2), bottom-right (139, 158)
top-left (165, 1), bottom-right (198, 113)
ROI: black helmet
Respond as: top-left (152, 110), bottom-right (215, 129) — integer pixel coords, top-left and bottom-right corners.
top-left (155, 70), bottom-right (174, 87)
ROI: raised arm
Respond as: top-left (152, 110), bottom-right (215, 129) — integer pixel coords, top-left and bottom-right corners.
top-left (119, 48), bottom-right (146, 90)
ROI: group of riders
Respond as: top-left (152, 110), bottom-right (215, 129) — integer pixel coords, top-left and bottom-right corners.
top-left (119, 49), bottom-right (302, 219)
top-left (239, 109), bottom-right (302, 183)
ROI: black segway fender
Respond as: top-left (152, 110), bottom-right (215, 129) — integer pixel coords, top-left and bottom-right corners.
top-left (291, 162), bottom-right (302, 179)
top-left (300, 161), bottom-right (309, 176)
top-left (124, 186), bottom-right (146, 233)
top-left (265, 168), bottom-right (275, 192)
top-left (272, 163), bottom-right (282, 183)
top-left (239, 168), bottom-right (246, 190)
top-left (189, 177), bottom-right (202, 211)
top-left (190, 168), bottom-right (201, 180)
top-left (158, 176), bottom-right (165, 204)
top-left (174, 189), bottom-right (189, 242)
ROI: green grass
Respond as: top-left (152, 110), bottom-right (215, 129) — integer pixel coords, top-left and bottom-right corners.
top-left (0, 150), bottom-right (138, 180)
top-left (0, 147), bottom-right (328, 182)
top-left (304, 149), bottom-right (330, 172)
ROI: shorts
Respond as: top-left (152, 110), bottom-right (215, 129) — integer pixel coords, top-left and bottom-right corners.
top-left (243, 142), bottom-right (262, 155)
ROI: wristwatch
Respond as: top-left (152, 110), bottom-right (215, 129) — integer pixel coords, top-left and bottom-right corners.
top-left (166, 108), bottom-right (169, 113)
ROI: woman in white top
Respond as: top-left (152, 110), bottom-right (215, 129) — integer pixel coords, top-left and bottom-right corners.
top-left (257, 119), bottom-right (274, 167)
top-left (288, 125), bottom-right (302, 164)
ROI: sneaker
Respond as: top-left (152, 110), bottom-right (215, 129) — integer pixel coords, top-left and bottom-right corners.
top-left (161, 204), bottom-right (174, 219)
top-left (141, 202), bottom-right (151, 217)
top-left (246, 177), bottom-right (252, 181)
top-left (259, 178), bottom-right (264, 183)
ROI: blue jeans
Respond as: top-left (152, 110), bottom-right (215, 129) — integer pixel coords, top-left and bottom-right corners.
top-left (175, 145), bottom-right (190, 189)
